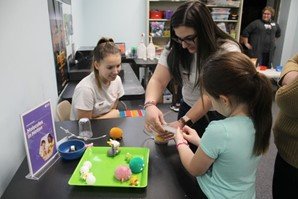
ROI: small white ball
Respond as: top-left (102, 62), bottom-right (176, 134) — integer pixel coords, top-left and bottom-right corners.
top-left (80, 165), bottom-right (89, 175)
top-left (86, 173), bottom-right (96, 185)
top-left (83, 161), bottom-right (92, 169)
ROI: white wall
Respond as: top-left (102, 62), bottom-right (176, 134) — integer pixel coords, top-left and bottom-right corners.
top-left (0, 0), bottom-right (58, 196)
top-left (0, 0), bottom-right (297, 197)
top-left (278, 0), bottom-right (298, 64)
top-left (72, 0), bottom-right (146, 51)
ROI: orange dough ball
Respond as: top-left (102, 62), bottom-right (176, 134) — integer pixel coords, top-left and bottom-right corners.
top-left (109, 127), bottom-right (123, 139)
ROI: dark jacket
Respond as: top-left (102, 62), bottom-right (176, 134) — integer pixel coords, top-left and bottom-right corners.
top-left (242, 19), bottom-right (281, 66)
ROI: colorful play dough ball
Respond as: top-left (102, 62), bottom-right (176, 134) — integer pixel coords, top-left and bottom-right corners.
top-left (86, 173), bottom-right (96, 185)
top-left (83, 161), bottom-right (92, 169)
top-left (109, 127), bottom-right (123, 139)
top-left (114, 165), bottom-right (132, 182)
top-left (129, 157), bottom-right (145, 174)
top-left (80, 165), bottom-right (89, 175)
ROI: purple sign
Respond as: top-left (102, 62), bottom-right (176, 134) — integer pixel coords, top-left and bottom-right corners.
top-left (21, 100), bottom-right (57, 175)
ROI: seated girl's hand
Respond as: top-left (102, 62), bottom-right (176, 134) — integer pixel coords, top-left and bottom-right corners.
top-left (145, 105), bottom-right (166, 134)
top-left (181, 125), bottom-right (201, 146)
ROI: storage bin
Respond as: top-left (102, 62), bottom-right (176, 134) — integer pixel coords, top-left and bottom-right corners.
top-left (207, 0), bottom-right (226, 5)
top-left (164, 10), bottom-right (173, 19)
top-left (150, 10), bottom-right (163, 19)
top-left (211, 12), bottom-right (230, 20)
top-left (212, 8), bottom-right (230, 13)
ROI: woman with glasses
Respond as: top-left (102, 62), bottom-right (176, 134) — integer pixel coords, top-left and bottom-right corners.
top-left (242, 6), bottom-right (281, 67)
top-left (144, 1), bottom-right (241, 140)
top-left (70, 37), bottom-right (124, 120)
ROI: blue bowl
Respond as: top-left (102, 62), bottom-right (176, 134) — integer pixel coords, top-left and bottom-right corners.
top-left (58, 139), bottom-right (86, 160)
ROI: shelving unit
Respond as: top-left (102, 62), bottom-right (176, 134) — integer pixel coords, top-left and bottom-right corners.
top-left (146, 0), bottom-right (187, 53)
top-left (146, 0), bottom-right (243, 52)
top-left (207, 0), bottom-right (244, 41)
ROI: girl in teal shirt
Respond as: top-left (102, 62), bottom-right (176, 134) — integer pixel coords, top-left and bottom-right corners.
top-left (174, 52), bottom-right (272, 198)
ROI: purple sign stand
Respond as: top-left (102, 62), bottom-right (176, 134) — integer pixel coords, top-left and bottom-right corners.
top-left (21, 100), bottom-right (60, 180)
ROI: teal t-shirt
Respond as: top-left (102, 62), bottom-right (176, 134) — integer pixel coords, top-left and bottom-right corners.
top-left (198, 116), bottom-right (261, 199)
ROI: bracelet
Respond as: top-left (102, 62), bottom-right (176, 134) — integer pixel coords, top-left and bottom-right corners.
top-left (144, 100), bottom-right (156, 109)
top-left (176, 141), bottom-right (189, 149)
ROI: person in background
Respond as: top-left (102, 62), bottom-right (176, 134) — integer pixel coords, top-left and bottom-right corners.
top-left (70, 37), bottom-right (124, 120)
top-left (242, 6), bottom-right (281, 67)
top-left (174, 52), bottom-right (273, 198)
top-left (169, 81), bottom-right (182, 112)
top-left (272, 53), bottom-right (298, 198)
top-left (144, 1), bottom-right (241, 137)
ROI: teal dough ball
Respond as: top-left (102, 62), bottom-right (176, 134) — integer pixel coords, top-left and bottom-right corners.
top-left (129, 157), bottom-right (144, 174)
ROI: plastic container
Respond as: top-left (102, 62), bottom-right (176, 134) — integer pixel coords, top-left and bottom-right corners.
top-left (211, 12), bottom-right (230, 20)
top-left (137, 33), bottom-right (147, 60)
top-left (147, 35), bottom-right (156, 60)
top-left (259, 66), bottom-right (268, 71)
top-left (275, 65), bottom-right (283, 72)
top-left (211, 8), bottom-right (230, 13)
top-left (164, 10), bottom-right (173, 19)
top-left (78, 118), bottom-right (93, 138)
top-left (150, 10), bottom-right (163, 19)
top-left (58, 139), bottom-right (86, 160)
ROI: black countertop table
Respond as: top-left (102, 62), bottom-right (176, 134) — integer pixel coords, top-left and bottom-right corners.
top-left (2, 117), bottom-right (200, 199)
top-left (60, 63), bottom-right (145, 102)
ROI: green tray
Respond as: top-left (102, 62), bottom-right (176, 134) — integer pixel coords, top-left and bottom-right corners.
top-left (68, 147), bottom-right (150, 188)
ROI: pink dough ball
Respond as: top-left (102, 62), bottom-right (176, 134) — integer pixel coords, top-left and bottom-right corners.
top-left (114, 165), bottom-right (132, 182)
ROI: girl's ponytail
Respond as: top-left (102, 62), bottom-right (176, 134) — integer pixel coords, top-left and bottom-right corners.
top-left (250, 73), bottom-right (273, 156)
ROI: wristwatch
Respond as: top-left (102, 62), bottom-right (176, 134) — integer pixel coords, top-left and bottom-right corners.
top-left (179, 115), bottom-right (194, 127)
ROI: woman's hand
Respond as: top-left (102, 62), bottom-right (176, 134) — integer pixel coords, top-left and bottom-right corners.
top-left (145, 105), bottom-right (166, 134)
top-left (181, 125), bottom-right (201, 146)
top-left (245, 42), bottom-right (252, 49)
top-left (168, 120), bottom-right (184, 128)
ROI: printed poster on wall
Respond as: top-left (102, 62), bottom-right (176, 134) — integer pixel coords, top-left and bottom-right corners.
top-left (47, 0), bottom-right (70, 95)
top-left (21, 100), bottom-right (58, 179)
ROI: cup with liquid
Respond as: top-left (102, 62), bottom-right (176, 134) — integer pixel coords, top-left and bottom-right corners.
top-left (78, 118), bottom-right (93, 138)
top-left (152, 124), bottom-right (177, 144)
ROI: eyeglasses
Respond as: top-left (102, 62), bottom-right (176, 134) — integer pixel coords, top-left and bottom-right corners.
top-left (172, 34), bottom-right (197, 45)
top-left (263, 12), bottom-right (271, 16)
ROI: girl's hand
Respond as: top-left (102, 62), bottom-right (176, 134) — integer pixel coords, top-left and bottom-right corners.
top-left (145, 105), bottom-right (166, 134)
top-left (181, 125), bottom-right (201, 146)
top-left (174, 127), bottom-right (187, 144)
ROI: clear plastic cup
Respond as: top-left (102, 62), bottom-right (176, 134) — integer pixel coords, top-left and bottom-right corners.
top-left (78, 118), bottom-right (93, 138)
top-left (154, 134), bottom-right (168, 144)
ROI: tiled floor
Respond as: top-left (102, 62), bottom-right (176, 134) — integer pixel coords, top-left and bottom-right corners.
top-left (124, 99), bottom-right (279, 199)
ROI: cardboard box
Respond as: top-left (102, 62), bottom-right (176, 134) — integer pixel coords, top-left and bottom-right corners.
top-left (158, 89), bottom-right (172, 104)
